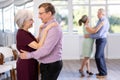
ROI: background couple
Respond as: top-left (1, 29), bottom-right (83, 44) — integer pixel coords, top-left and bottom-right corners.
top-left (78, 8), bottom-right (110, 79)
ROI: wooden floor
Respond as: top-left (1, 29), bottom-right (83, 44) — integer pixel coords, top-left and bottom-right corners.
top-left (1, 59), bottom-right (120, 80)
top-left (58, 59), bottom-right (120, 80)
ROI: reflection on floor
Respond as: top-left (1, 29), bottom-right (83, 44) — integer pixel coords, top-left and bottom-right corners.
top-left (58, 59), bottom-right (120, 80)
top-left (1, 59), bottom-right (120, 80)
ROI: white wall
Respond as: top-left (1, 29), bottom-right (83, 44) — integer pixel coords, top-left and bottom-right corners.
top-left (62, 34), bottom-right (82, 60)
top-left (4, 32), bottom-right (120, 59)
top-left (62, 34), bottom-right (109, 60)
top-left (107, 34), bottom-right (120, 59)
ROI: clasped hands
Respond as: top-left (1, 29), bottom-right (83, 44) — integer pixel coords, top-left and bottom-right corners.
top-left (84, 34), bottom-right (90, 38)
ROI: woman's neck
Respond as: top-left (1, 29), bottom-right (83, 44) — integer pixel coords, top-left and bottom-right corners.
top-left (22, 26), bottom-right (28, 31)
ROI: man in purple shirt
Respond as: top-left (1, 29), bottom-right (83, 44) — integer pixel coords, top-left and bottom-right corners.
top-left (20, 3), bottom-right (63, 80)
top-left (85, 8), bottom-right (110, 78)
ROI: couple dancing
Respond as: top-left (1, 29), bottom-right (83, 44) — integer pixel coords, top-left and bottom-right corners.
top-left (78, 8), bottom-right (110, 78)
top-left (15, 3), bottom-right (63, 80)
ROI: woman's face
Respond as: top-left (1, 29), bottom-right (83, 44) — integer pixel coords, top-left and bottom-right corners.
top-left (23, 18), bottom-right (34, 29)
top-left (85, 18), bottom-right (89, 24)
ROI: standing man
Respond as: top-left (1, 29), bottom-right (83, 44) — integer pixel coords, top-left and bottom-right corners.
top-left (85, 8), bottom-right (110, 78)
top-left (20, 3), bottom-right (63, 80)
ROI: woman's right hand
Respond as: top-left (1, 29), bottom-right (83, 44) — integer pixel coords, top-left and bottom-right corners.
top-left (39, 24), bottom-right (44, 32)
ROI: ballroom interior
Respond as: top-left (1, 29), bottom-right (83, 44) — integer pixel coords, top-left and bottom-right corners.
top-left (0, 0), bottom-right (120, 80)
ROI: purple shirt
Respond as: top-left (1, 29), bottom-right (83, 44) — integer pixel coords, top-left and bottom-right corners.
top-left (27, 19), bottom-right (63, 63)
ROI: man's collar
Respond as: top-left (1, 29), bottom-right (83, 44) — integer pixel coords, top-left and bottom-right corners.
top-left (43, 18), bottom-right (56, 28)
top-left (100, 16), bottom-right (105, 21)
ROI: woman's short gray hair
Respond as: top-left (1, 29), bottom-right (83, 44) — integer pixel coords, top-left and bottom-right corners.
top-left (15, 9), bottom-right (33, 28)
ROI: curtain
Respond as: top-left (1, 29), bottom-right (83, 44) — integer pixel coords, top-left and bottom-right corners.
top-left (0, 0), bottom-right (33, 8)
top-left (0, 0), bottom-right (14, 8)
top-left (14, 0), bottom-right (33, 6)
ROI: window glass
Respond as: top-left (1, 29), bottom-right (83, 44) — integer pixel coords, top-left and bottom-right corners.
top-left (108, 5), bottom-right (120, 33)
top-left (55, 6), bottom-right (68, 32)
top-left (3, 4), bottom-right (14, 32)
top-left (108, 0), bottom-right (120, 4)
top-left (0, 9), bottom-right (2, 31)
top-left (73, 0), bottom-right (89, 4)
top-left (91, 0), bottom-right (106, 4)
top-left (73, 6), bottom-right (89, 34)
top-left (50, 0), bottom-right (68, 32)
top-left (51, 0), bottom-right (68, 5)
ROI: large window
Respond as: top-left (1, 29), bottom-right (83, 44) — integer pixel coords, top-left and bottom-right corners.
top-left (1, 0), bottom-right (120, 34)
top-left (50, 0), bottom-right (120, 34)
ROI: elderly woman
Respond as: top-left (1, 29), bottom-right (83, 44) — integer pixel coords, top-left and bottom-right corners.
top-left (15, 9), bottom-right (57, 80)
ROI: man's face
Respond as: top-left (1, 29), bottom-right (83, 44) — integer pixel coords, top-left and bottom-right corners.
top-left (97, 10), bottom-right (102, 19)
top-left (38, 7), bottom-right (49, 23)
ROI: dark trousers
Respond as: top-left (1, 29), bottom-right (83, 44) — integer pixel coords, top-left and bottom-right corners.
top-left (95, 38), bottom-right (107, 75)
top-left (40, 60), bottom-right (63, 80)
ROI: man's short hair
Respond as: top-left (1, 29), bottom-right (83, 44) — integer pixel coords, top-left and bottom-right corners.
top-left (38, 3), bottom-right (55, 15)
top-left (98, 8), bottom-right (105, 15)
